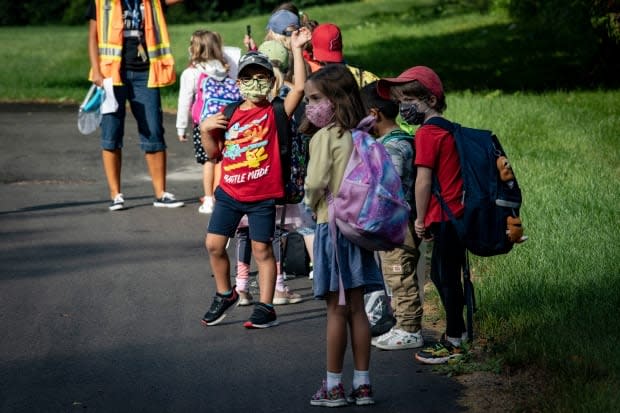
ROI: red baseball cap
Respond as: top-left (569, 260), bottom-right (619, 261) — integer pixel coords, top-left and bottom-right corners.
top-left (311, 23), bottom-right (344, 63)
top-left (377, 66), bottom-right (444, 100)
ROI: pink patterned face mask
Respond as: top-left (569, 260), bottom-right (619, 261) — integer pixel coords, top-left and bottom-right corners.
top-left (305, 99), bottom-right (334, 128)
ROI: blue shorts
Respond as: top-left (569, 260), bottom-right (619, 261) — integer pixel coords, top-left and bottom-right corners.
top-left (208, 187), bottom-right (276, 243)
top-left (100, 70), bottom-right (167, 152)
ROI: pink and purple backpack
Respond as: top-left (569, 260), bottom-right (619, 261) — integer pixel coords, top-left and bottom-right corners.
top-left (328, 123), bottom-right (411, 251)
top-left (191, 72), bottom-right (241, 125)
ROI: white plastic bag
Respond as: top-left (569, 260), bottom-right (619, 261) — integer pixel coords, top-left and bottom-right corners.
top-left (101, 77), bottom-right (118, 114)
top-left (364, 289), bottom-right (395, 336)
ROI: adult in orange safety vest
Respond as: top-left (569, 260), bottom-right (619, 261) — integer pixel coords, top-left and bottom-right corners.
top-left (87, 0), bottom-right (185, 211)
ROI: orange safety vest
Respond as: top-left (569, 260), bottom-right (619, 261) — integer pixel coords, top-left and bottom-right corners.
top-left (89, 0), bottom-right (176, 88)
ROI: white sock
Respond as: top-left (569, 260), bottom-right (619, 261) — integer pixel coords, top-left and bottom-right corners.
top-left (326, 371), bottom-right (342, 389)
top-left (352, 370), bottom-right (370, 388)
top-left (276, 274), bottom-right (286, 292)
top-left (446, 335), bottom-right (462, 347)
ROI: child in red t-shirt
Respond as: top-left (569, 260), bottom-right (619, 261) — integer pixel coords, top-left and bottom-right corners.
top-left (198, 28), bottom-right (311, 329)
top-left (378, 66), bottom-right (467, 364)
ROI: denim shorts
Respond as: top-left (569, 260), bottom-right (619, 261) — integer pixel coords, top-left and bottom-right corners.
top-left (100, 70), bottom-right (167, 152)
top-left (208, 187), bottom-right (276, 243)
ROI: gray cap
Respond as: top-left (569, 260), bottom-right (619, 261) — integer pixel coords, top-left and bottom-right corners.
top-left (238, 51), bottom-right (274, 76)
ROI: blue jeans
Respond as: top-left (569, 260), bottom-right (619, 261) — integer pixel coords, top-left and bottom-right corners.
top-left (100, 70), bottom-right (167, 152)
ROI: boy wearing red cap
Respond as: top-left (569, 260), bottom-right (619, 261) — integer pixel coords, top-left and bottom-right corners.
top-left (309, 23), bottom-right (378, 87)
top-left (377, 66), bottom-right (467, 364)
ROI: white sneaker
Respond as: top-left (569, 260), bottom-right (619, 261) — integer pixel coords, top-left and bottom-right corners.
top-left (373, 328), bottom-right (424, 350)
top-left (153, 192), bottom-right (184, 208)
top-left (238, 290), bottom-right (253, 306)
top-left (109, 193), bottom-right (125, 211)
top-left (446, 332), bottom-right (470, 347)
top-left (308, 270), bottom-right (314, 280)
top-left (198, 196), bottom-right (214, 214)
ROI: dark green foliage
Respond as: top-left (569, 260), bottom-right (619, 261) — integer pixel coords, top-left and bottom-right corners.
top-left (166, 0), bottom-right (352, 23)
top-left (62, 0), bottom-right (92, 25)
top-left (504, 0), bottom-right (620, 89)
top-left (0, 0), bottom-right (351, 26)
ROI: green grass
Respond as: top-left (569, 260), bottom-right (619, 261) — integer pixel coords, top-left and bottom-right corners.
top-left (1, 1), bottom-right (619, 411)
top-left (448, 91), bottom-right (620, 410)
top-left (0, 0), bottom-right (603, 106)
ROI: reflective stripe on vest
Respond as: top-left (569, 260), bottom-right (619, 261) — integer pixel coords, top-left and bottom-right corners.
top-left (90, 0), bottom-right (175, 88)
top-left (142, 0), bottom-right (176, 87)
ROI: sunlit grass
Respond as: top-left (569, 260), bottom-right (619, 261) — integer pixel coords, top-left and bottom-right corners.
top-left (421, 89), bottom-right (620, 410)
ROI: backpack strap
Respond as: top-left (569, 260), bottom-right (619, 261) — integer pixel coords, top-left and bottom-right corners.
top-left (272, 97), bottom-right (291, 194)
top-left (381, 129), bottom-right (414, 146)
top-left (381, 129), bottom-right (416, 213)
top-left (423, 116), bottom-right (456, 132)
top-left (195, 71), bottom-right (207, 89)
top-left (222, 99), bottom-right (243, 121)
top-left (422, 116), bottom-right (460, 224)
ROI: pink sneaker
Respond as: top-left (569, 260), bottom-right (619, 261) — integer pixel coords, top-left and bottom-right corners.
top-left (346, 384), bottom-right (375, 406)
top-left (273, 287), bottom-right (302, 305)
top-left (310, 380), bottom-right (347, 407)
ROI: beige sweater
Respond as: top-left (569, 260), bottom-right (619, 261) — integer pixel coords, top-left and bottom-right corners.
top-left (303, 125), bottom-right (353, 224)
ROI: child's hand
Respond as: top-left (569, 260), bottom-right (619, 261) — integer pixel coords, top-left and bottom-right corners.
top-left (414, 218), bottom-right (433, 241)
top-left (200, 113), bottom-right (229, 134)
top-left (244, 35), bottom-right (257, 51)
top-left (290, 27), bottom-right (312, 50)
top-left (178, 134), bottom-right (187, 142)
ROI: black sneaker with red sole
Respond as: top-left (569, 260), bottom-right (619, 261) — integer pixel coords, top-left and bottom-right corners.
top-left (243, 303), bottom-right (279, 329)
top-left (201, 288), bottom-right (239, 326)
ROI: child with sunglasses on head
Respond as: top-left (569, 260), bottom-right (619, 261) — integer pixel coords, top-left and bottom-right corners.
top-left (199, 27), bottom-right (312, 329)
top-left (176, 30), bottom-right (241, 214)
top-left (302, 64), bottom-right (384, 407)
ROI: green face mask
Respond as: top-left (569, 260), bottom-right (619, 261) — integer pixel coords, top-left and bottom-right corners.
top-left (238, 78), bottom-right (273, 102)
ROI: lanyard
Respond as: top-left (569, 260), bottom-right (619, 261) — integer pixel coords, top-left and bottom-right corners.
top-left (123, 0), bottom-right (147, 61)
top-left (123, 0), bottom-right (142, 30)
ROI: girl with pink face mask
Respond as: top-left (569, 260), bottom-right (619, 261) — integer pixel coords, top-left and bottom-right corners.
top-left (301, 64), bottom-right (383, 407)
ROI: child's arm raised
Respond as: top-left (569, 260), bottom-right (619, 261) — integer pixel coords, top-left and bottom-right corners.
top-left (199, 113), bottom-right (228, 160)
top-left (284, 27), bottom-right (312, 117)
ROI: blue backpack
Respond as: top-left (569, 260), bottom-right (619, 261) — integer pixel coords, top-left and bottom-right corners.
top-left (328, 123), bottom-right (411, 251)
top-left (425, 117), bottom-right (523, 257)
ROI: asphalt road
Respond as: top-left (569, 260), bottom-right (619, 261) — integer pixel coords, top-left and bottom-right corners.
top-left (0, 103), bottom-right (464, 413)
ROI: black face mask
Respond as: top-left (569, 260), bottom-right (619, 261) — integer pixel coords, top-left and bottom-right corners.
top-left (399, 102), bottom-right (426, 125)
